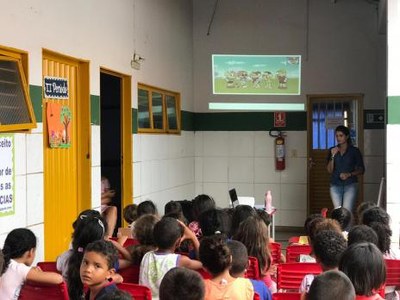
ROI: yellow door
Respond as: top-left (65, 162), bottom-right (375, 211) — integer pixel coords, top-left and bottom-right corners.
top-left (42, 50), bottom-right (91, 260)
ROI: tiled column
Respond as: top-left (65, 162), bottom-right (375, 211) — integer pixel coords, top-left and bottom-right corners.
top-left (387, 0), bottom-right (400, 247)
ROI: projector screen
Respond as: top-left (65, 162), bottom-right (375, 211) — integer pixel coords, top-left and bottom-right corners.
top-left (212, 54), bottom-right (301, 95)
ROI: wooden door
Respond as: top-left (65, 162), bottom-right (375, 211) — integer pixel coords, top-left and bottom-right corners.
top-left (307, 94), bottom-right (363, 215)
top-left (42, 50), bottom-right (90, 260)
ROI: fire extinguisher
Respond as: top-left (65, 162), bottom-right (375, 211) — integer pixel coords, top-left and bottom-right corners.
top-left (269, 128), bottom-right (286, 170)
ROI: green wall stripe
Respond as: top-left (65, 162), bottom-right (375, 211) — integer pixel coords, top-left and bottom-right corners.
top-left (29, 85), bottom-right (42, 122)
top-left (90, 95), bottom-right (100, 125)
top-left (182, 111), bottom-right (195, 131)
top-left (388, 96), bottom-right (400, 124)
top-left (194, 112), bottom-right (307, 131)
top-left (132, 108), bottom-right (138, 134)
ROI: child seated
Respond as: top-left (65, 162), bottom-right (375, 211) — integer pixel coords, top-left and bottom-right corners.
top-left (200, 235), bottom-right (254, 300)
top-left (330, 206), bottom-right (353, 238)
top-left (81, 240), bottom-right (120, 299)
top-left (139, 217), bottom-right (202, 298)
top-left (97, 289), bottom-right (132, 300)
top-left (101, 176), bottom-right (118, 237)
top-left (227, 240), bottom-right (272, 300)
top-left (189, 194), bottom-right (216, 238)
top-left (299, 230), bottom-right (347, 293)
top-left (305, 270), bottom-right (355, 300)
top-left (0, 228), bottom-right (63, 299)
top-left (339, 242), bottom-right (386, 300)
top-left (347, 225), bottom-right (378, 247)
top-left (159, 267), bottom-right (205, 300)
top-left (164, 201), bottom-right (186, 223)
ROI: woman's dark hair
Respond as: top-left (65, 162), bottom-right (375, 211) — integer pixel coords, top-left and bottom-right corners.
top-left (256, 209), bottom-right (272, 227)
top-left (339, 242), bottom-right (386, 296)
top-left (347, 225), bottom-right (379, 247)
top-left (192, 194), bottom-right (216, 221)
top-left (199, 235), bottom-right (231, 276)
top-left (153, 217), bottom-right (183, 250)
top-left (356, 202), bottom-right (376, 224)
top-left (123, 204), bottom-right (138, 224)
top-left (231, 205), bottom-right (256, 237)
top-left (85, 240), bottom-right (119, 270)
top-left (2, 228), bottom-right (36, 275)
top-left (159, 267), bottom-right (205, 300)
top-left (198, 209), bottom-right (231, 237)
top-left (312, 230), bottom-right (347, 269)
top-left (233, 216), bottom-right (271, 276)
top-left (67, 215), bottom-right (107, 299)
top-left (335, 125), bottom-right (351, 144)
top-left (137, 200), bottom-right (157, 217)
top-left (164, 201), bottom-right (182, 215)
top-left (362, 207), bottom-right (390, 226)
top-left (130, 214), bottom-right (159, 265)
top-left (369, 221), bottom-right (392, 254)
top-left (330, 207), bottom-right (353, 231)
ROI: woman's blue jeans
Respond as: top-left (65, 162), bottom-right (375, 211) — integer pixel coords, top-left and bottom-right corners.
top-left (330, 182), bottom-right (358, 212)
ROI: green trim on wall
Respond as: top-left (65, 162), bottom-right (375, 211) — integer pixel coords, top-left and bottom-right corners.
top-left (182, 111), bottom-right (195, 131)
top-left (388, 96), bottom-right (400, 125)
top-left (194, 112), bottom-right (307, 131)
top-left (132, 108), bottom-right (138, 134)
top-left (29, 85), bottom-right (42, 122)
top-left (90, 95), bottom-right (100, 125)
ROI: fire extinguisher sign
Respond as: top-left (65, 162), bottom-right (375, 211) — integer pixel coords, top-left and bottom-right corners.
top-left (274, 112), bottom-right (286, 128)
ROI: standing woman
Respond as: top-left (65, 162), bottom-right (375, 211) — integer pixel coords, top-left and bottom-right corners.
top-left (327, 125), bottom-right (365, 213)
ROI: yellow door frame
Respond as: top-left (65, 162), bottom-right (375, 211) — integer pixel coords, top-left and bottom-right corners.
top-left (100, 67), bottom-right (133, 226)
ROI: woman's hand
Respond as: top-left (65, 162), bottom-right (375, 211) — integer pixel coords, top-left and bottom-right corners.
top-left (339, 172), bottom-right (351, 180)
top-left (331, 146), bottom-right (339, 157)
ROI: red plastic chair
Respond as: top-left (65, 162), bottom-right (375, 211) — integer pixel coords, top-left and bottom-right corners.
top-left (288, 236), bottom-right (300, 244)
top-left (277, 263), bottom-right (322, 291)
top-left (254, 292), bottom-right (261, 300)
top-left (245, 256), bottom-right (260, 279)
top-left (118, 283), bottom-right (152, 300)
top-left (19, 281), bottom-right (69, 300)
top-left (272, 292), bottom-right (302, 300)
top-left (269, 242), bottom-right (282, 264)
top-left (385, 259), bottom-right (400, 287)
top-left (37, 261), bottom-right (60, 273)
top-left (285, 245), bottom-right (312, 263)
top-left (118, 264), bottom-right (140, 284)
top-left (197, 268), bottom-right (212, 279)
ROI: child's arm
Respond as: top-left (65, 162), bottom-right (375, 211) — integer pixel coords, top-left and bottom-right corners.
top-left (178, 220), bottom-right (200, 258)
top-left (178, 255), bottom-right (202, 270)
top-left (108, 239), bottom-right (132, 269)
top-left (26, 267), bottom-right (63, 284)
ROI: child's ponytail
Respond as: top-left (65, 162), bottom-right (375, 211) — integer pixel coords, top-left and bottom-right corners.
top-left (1, 228), bottom-right (37, 275)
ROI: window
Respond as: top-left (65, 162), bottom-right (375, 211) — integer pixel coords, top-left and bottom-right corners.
top-left (0, 46), bottom-right (36, 132)
top-left (138, 84), bottom-right (180, 134)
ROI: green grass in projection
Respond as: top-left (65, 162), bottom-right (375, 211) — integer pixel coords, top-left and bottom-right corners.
top-left (212, 55), bottom-right (301, 95)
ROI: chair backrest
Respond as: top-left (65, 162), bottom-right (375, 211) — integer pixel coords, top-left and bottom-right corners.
top-left (254, 291), bottom-right (261, 300)
top-left (197, 268), bottom-right (212, 279)
top-left (385, 259), bottom-right (400, 287)
top-left (245, 256), bottom-right (260, 279)
top-left (272, 292), bottom-right (302, 300)
top-left (269, 242), bottom-right (282, 264)
top-left (118, 264), bottom-right (140, 284)
top-left (37, 261), bottom-right (59, 273)
top-left (277, 263), bottom-right (322, 291)
top-left (287, 236), bottom-right (300, 245)
top-left (19, 281), bottom-right (69, 300)
top-left (285, 245), bottom-right (312, 263)
top-left (118, 283), bottom-right (152, 300)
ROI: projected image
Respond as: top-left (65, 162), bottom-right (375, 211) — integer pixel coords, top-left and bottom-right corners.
top-left (212, 55), bottom-right (301, 95)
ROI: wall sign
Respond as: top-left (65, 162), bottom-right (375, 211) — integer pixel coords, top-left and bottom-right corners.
top-left (44, 76), bottom-right (69, 99)
top-left (47, 103), bottom-right (72, 148)
top-left (0, 134), bottom-right (15, 216)
top-left (274, 112), bottom-right (286, 127)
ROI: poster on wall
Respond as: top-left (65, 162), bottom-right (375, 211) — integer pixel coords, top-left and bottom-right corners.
top-left (212, 54), bottom-right (301, 95)
top-left (0, 134), bottom-right (15, 217)
top-left (46, 102), bottom-right (72, 148)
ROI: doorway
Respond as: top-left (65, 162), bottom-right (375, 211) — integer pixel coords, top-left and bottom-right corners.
top-left (100, 69), bottom-right (132, 233)
top-left (307, 94), bottom-right (363, 215)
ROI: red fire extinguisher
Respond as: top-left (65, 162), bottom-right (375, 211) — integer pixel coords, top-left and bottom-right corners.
top-left (269, 128), bottom-right (286, 170)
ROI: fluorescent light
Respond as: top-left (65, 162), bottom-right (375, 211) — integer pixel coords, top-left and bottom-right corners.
top-left (208, 102), bottom-right (305, 111)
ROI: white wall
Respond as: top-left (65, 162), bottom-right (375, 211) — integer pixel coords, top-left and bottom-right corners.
top-left (0, 0), bottom-right (195, 261)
